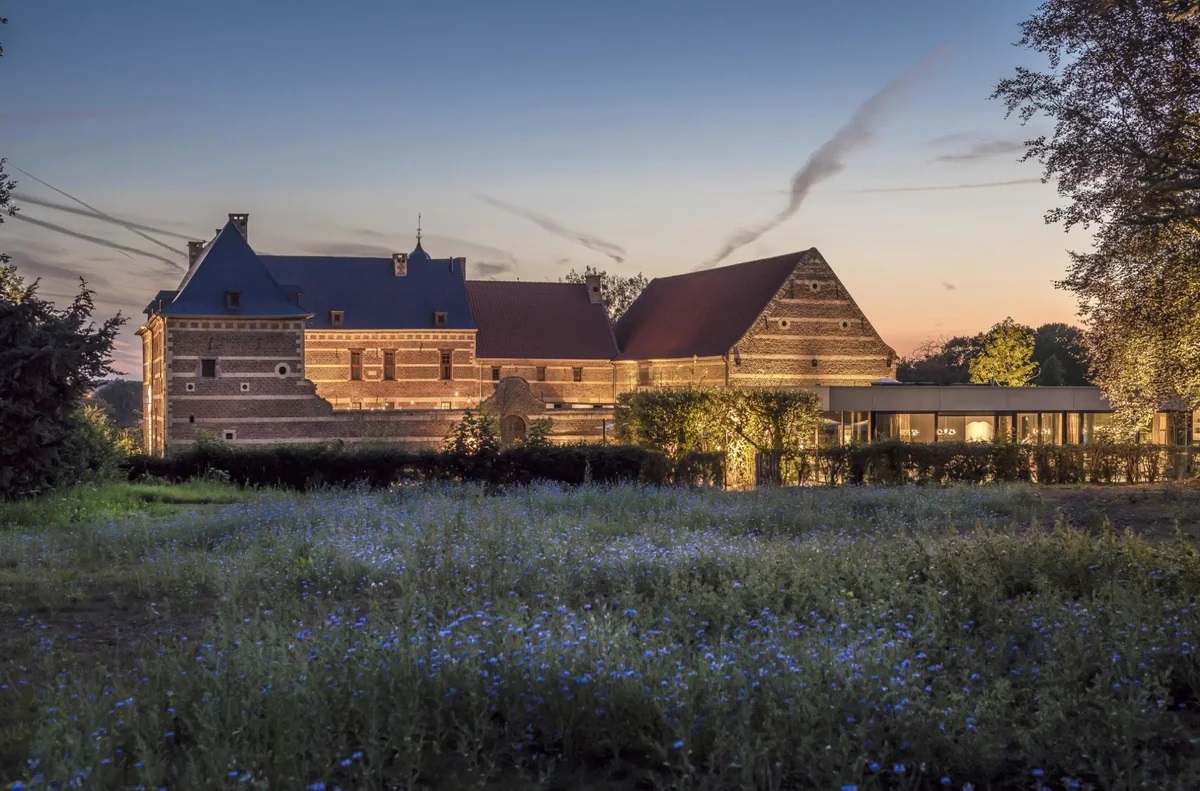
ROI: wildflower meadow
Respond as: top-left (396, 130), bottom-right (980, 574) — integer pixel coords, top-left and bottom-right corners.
top-left (2, 483), bottom-right (1199, 789)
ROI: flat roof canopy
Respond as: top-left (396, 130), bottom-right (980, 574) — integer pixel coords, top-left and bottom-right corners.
top-left (819, 385), bottom-right (1111, 413)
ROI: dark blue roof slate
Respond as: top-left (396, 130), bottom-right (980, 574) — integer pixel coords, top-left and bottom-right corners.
top-left (260, 254), bottom-right (476, 330)
top-left (161, 222), bottom-right (310, 318)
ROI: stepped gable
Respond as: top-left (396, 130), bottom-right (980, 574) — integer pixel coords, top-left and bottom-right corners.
top-left (159, 222), bottom-right (309, 318)
top-left (466, 281), bottom-right (618, 360)
top-left (614, 252), bottom-right (804, 360)
top-left (259, 240), bottom-right (475, 331)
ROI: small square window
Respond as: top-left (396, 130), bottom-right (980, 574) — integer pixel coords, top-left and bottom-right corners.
top-left (434, 311), bottom-right (448, 327)
top-left (225, 291), bottom-right (241, 310)
top-left (223, 430), bottom-right (237, 441)
top-left (188, 415), bottom-right (195, 424)
top-left (572, 367), bottom-right (583, 383)
top-left (330, 310), bottom-right (345, 327)
top-left (440, 401), bottom-right (452, 410)
top-left (383, 401), bottom-right (395, 410)
top-left (200, 358), bottom-right (217, 378)
top-left (491, 366), bottom-right (501, 381)
top-left (350, 401), bottom-right (362, 410)
top-left (536, 366), bottom-right (546, 382)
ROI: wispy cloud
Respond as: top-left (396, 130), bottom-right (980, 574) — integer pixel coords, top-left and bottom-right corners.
top-left (942, 281), bottom-right (956, 291)
top-left (930, 137), bottom-right (1025, 163)
top-left (854, 179), bottom-right (1042, 193)
top-left (477, 195), bottom-right (626, 264)
top-left (13, 192), bottom-right (197, 241)
top-left (0, 106), bottom-right (147, 125)
top-left (11, 213), bottom-right (184, 271)
top-left (699, 45), bottom-right (949, 270)
top-left (472, 262), bottom-right (514, 279)
top-left (14, 167), bottom-right (186, 257)
top-left (295, 241), bottom-right (395, 258)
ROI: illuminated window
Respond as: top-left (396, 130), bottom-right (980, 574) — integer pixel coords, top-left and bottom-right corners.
top-left (350, 350), bottom-right (363, 381)
top-left (572, 367), bottom-right (583, 382)
top-left (440, 350), bottom-right (452, 381)
top-left (638, 365), bottom-right (651, 385)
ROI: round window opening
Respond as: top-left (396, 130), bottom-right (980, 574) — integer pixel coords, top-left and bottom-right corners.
top-left (841, 320), bottom-right (850, 329)
top-left (275, 363), bottom-right (291, 378)
top-left (780, 319), bottom-right (790, 329)
top-left (810, 282), bottom-right (820, 291)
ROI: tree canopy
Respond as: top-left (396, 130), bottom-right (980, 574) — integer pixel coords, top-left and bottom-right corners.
top-left (969, 318), bottom-right (1040, 386)
top-left (564, 266), bottom-right (648, 325)
top-left (994, 0), bottom-right (1200, 431)
top-left (898, 321), bottom-right (1090, 386)
top-left (993, 0), bottom-right (1200, 230)
top-left (0, 18), bottom-right (129, 496)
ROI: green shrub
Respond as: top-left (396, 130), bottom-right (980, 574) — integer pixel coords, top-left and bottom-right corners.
top-left (796, 441), bottom-right (1185, 485)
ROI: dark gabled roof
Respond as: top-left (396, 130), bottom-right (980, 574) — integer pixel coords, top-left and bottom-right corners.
top-left (143, 289), bottom-right (177, 314)
top-left (260, 254), bottom-right (475, 330)
top-left (466, 281), bottom-right (618, 360)
top-left (161, 222), bottom-right (310, 318)
top-left (614, 251), bottom-right (805, 360)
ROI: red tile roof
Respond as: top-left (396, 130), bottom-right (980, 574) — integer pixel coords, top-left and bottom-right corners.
top-left (467, 281), bottom-right (618, 360)
top-left (614, 251), bottom-right (804, 360)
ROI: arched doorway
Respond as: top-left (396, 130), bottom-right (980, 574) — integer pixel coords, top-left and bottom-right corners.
top-left (499, 415), bottom-right (527, 447)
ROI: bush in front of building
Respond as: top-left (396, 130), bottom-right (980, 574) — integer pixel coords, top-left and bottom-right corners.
top-left (124, 442), bottom-right (688, 490)
top-left (796, 440), bottom-right (1190, 485)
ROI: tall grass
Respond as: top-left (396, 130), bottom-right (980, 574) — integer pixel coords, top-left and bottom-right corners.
top-left (0, 480), bottom-right (253, 529)
top-left (1, 484), bottom-right (1198, 789)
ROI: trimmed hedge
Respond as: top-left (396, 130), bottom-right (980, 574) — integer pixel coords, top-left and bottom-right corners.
top-left (123, 444), bottom-right (722, 491)
top-left (794, 440), bottom-right (1194, 486)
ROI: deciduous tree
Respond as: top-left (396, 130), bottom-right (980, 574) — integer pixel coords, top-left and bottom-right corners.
top-left (994, 0), bottom-right (1200, 230)
top-left (968, 318), bottom-right (1039, 387)
top-left (565, 266), bottom-right (649, 325)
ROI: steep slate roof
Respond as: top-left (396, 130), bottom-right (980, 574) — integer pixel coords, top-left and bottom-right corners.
top-left (466, 281), bottom-right (618, 360)
top-left (160, 222), bottom-right (310, 318)
top-left (260, 246), bottom-right (475, 330)
top-left (614, 251), bottom-right (804, 360)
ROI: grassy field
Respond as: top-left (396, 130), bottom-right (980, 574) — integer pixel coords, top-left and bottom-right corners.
top-left (2, 483), bottom-right (1199, 790)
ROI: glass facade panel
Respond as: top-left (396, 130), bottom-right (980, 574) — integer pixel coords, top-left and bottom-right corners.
top-left (820, 412), bottom-right (872, 446)
top-left (997, 414), bottom-right (1015, 442)
top-left (1039, 413), bottom-right (1063, 445)
top-left (1153, 412), bottom-right (1190, 446)
top-left (875, 413), bottom-right (935, 443)
top-left (1066, 413), bottom-right (1082, 445)
top-left (1017, 413), bottom-right (1039, 444)
top-left (937, 415), bottom-right (996, 442)
top-left (1081, 413), bottom-right (1113, 443)
top-left (846, 412), bottom-right (869, 444)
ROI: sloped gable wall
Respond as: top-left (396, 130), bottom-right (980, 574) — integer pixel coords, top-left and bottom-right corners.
top-left (729, 250), bottom-right (896, 388)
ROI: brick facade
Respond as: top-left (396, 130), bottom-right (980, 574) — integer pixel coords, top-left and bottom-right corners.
top-left (138, 219), bottom-right (889, 456)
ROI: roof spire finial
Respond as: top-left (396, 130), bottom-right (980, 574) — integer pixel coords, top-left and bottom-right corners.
top-left (416, 212), bottom-right (422, 244)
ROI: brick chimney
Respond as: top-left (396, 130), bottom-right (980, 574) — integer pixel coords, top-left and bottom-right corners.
top-left (228, 213), bottom-right (249, 240)
top-left (392, 253), bottom-right (408, 277)
top-left (584, 274), bottom-right (603, 305)
top-left (187, 241), bottom-right (205, 267)
top-left (451, 257), bottom-right (466, 278)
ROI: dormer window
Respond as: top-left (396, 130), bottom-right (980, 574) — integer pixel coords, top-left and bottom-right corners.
top-left (330, 310), bottom-right (344, 327)
top-left (434, 311), bottom-right (448, 327)
top-left (225, 291), bottom-right (241, 310)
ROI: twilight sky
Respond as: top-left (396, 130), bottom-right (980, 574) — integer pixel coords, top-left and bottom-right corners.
top-left (0, 0), bottom-right (1084, 375)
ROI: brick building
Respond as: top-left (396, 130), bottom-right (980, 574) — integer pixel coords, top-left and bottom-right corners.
top-left (139, 214), bottom-right (896, 455)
